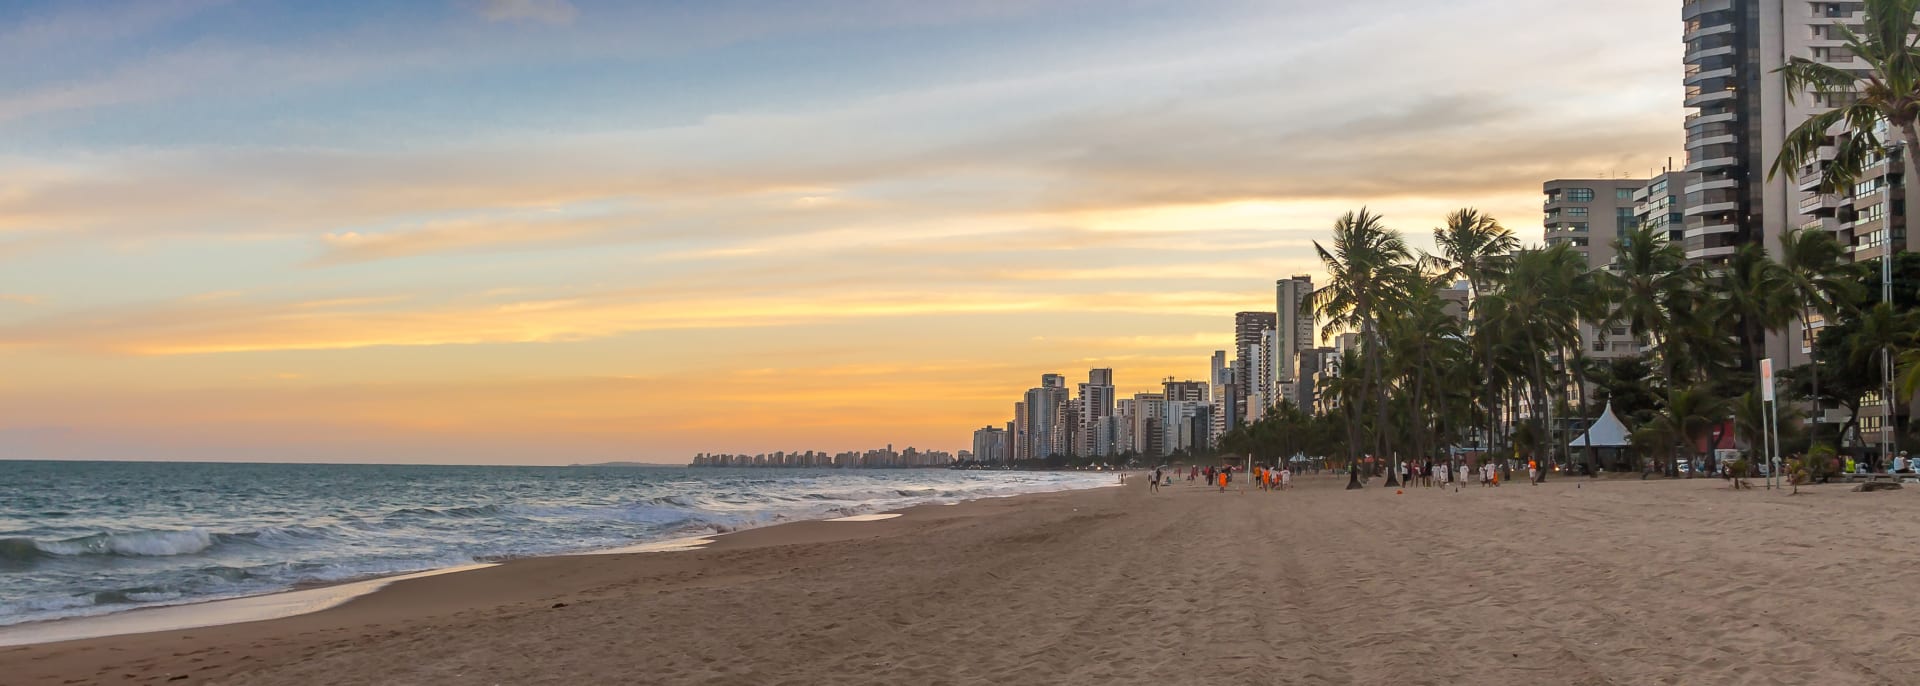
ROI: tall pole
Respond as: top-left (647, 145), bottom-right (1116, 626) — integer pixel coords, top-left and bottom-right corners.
top-left (1885, 243), bottom-right (1895, 470)
top-left (1886, 141), bottom-right (1906, 470)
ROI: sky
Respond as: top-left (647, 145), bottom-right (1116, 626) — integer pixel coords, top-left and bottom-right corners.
top-left (0, 0), bottom-right (1686, 464)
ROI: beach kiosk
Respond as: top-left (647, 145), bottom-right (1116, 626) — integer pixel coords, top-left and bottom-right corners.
top-left (1567, 402), bottom-right (1632, 471)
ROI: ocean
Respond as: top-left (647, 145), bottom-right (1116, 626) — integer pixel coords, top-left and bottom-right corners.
top-left (0, 461), bottom-right (1112, 627)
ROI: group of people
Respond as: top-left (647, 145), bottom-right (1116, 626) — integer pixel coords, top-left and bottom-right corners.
top-left (1392, 458), bottom-right (1502, 487)
top-left (1145, 464), bottom-right (1291, 493)
top-left (1251, 464), bottom-right (1292, 491)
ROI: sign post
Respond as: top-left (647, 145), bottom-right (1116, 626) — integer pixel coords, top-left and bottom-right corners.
top-left (1760, 358), bottom-right (1778, 490)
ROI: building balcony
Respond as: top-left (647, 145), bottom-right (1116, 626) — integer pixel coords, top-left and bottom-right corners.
top-left (1683, 221), bottom-right (1740, 239)
top-left (1852, 242), bottom-right (1889, 260)
top-left (1686, 133), bottom-right (1738, 150)
top-left (1798, 169), bottom-right (1826, 192)
top-left (1686, 201), bottom-right (1740, 217)
top-left (1685, 89), bottom-right (1737, 108)
top-left (1686, 111), bottom-right (1738, 126)
top-left (1686, 45), bottom-right (1737, 63)
top-left (1682, 178), bottom-right (1738, 195)
top-left (1684, 155), bottom-right (1738, 172)
top-left (1808, 10), bottom-right (1866, 24)
top-left (1681, 0), bottom-right (1733, 20)
top-left (1684, 66), bottom-right (1736, 86)
top-left (1800, 193), bottom-right (1845, 215)
top-left (1686, 244), bottom-right (1738, 261)
top-left (1685, 23), bottom-right (1736, 42)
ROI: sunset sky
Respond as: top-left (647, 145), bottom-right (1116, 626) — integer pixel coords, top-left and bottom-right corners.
top-left (0, 0), bottom-right (1684, 464)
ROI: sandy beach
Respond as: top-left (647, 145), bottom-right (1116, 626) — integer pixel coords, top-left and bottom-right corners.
top-left (5, 473), bottom-right (1919, 685)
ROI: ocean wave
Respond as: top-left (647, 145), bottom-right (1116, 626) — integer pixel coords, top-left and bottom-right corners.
top-left (7, 529), bottom-right (215, 559)
top-left (386, 505), bottom-right (505, 519)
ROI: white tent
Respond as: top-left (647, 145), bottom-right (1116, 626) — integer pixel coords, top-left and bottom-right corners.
top-left (1568, 401), bottom-right (1631, 448)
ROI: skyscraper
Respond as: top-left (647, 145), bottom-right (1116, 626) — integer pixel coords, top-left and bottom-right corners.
top-left (1545, 178), bottom-right (1647, 361)
top-left (1012, 400), bottom-right (1028, 461)
top-left (1232, 311), bottom-right (1278, 420)
top-left (1022, 375), bottom-right (1068, 460)
top-left (1076, 368), bottom-right (1116, 457)
top-left (1130, 392), bottom-right (1166, 458)
top-left (1274, 276), bottom-right (1314, 408)
top-left (972, 426), bottom-right (1010, 464)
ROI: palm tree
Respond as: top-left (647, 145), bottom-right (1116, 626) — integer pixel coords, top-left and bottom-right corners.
top-left (1773, 0), bottom-right (1920, 194)
top-left (1599, 225), bottom-right (1690, 384)
top-left (1847, 302), bottom-right (1918, 462)
top-left (1775, 227), bottom-right (1867, 448)
top-left (1481, 244), bottom-right (1587, 481)
top-left (1719, 244), bottom-right (1797, 367)
top-left (1310, 208), bottom-right (1412, 487)
top-left (1431, 208), bottom-right (1518, 466)
top-left (1381, 270), bottom-right (1466, 473)
top-left (1642, 386), bottom-right (1729, 477)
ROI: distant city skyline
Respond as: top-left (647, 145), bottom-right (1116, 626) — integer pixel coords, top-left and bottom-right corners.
top-left (0, 1), bottom-right (1683, 463)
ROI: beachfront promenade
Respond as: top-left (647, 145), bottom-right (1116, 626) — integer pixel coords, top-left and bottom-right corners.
top-left (6, 476), bottom-right (1918, 685)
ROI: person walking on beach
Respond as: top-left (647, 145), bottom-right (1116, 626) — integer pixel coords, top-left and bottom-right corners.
top-left (1150, 467), bottom-right (1162, 493)
top-left (1217, 469), bottom-right (1228, 492)
top-left (1527, 458), bottom-right (1539, 484)
top-left (1279, 466), bottom-right (1292, 490)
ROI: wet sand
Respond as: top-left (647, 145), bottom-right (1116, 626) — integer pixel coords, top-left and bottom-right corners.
top-left (5, 473), bottom-right (1919, 685)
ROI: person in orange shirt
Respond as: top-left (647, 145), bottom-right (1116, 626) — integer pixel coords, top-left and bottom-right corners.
top-left (1527, 458), bottom-right (1539, 484)
top-left (1217, 470), bottom-right (1228, 492)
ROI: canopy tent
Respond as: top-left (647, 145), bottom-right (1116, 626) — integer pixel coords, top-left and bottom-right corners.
top-left (1568, 402), bottom-right (1631, 448)
top-left (1568, 401), bottom-right (1633, 471)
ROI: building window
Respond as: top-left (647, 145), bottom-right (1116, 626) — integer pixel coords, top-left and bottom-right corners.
top-left (1592, 340), bottom-right (1606, 352)
top-left (1616, 188), bottom-right (1634, 201)
top-left (1568, 207), bottom-right (1589, 217)
top-left (1568, 188), bottom-right (1595, 203)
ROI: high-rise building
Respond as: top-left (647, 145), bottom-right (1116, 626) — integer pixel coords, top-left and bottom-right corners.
top-left (1273, 276), bottom-right (1315, 407)
top-left (1250, 329), bottom-right (1274, 420)
top-left (1678, 0), bottom-right (1768, 266)
top-left (1022, 375), bottom-right (1069, 460)
top-left (1681, 0), bottom-right (1918, 371)
top-left (1012, 400), bottom-right (1028, 461)
top-left (1546, 178), bottom-right (1648, 361)
top-left (1075, 368), bottom-right (1116, 457)
top-left (1232, 311), bottom-right (1278, 418)
top-left (1130, 392), bottom-right (1166, 458)
top-left (972, 426), bottom-right (1011, 464)
top-left (1635, 169), bottom-right (1695, 245)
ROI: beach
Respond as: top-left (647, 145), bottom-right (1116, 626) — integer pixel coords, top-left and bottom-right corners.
top-left (5, 474), bottom-right (1919, 685)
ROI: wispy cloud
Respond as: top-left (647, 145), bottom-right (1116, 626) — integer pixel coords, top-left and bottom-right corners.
top-left (472, 0), bottom-right (578, 25)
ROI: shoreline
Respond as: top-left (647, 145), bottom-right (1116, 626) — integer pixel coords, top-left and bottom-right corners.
top-left (12, 474), bottom-right (1917, 685)
top-left (0, 477), bottom-right (1122, 649)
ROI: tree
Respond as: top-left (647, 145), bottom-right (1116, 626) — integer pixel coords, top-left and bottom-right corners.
top-left (1480, 244), bottom-right (1587, 481)
top-left (1599, 225), bottom-right (1691, 383)
top-left (1431, 208), bottom-right (1518, 464)
top-left (1775, 227), bottom-right (1867, 449)
top-left (1773, 0), bottom-right (1920, 196)
top-left (1639, 385), bottom-right (1729, 477)
top-left (1310, 208), bottom-right (1413, 487)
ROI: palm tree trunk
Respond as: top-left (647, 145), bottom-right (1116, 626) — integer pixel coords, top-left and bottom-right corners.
top-left (1657, 331), bottom-right (1680, 477)
top-left (1528, 332), bottom-right (1551, 483)
top-left (1801, 312), bottom-right (1825, 450)
top-left (1569, 347), bottom-right (1598, 473)
top-left (1369, 320), bottom-right (1399, 488)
